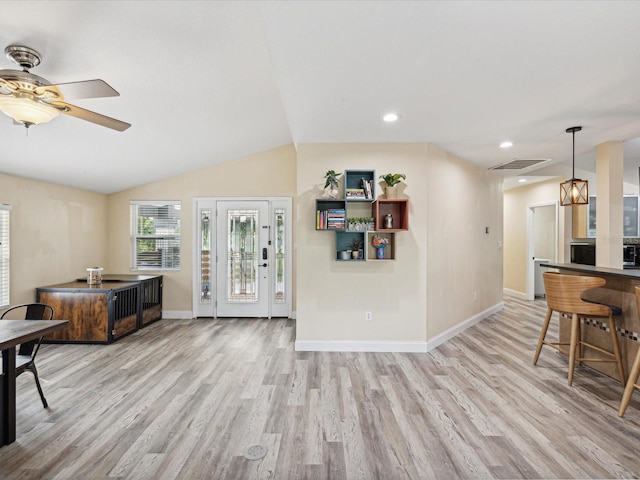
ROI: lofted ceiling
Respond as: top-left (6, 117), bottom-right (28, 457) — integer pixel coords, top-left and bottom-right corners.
top-left (2, 1), bottom-right (640, 194)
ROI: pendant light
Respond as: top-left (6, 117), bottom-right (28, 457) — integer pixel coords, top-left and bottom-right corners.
top-left (560, 126), bottom-right (588, 206)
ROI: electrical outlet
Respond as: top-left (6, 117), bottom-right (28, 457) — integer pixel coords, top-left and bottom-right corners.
top-left (365, 311), bottom-right (372, 322)
top-left (473, 292), bottom-right (478, 301)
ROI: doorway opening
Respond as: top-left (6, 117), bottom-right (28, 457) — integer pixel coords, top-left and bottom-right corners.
top-left (526, 202), bottom-right (558, 300)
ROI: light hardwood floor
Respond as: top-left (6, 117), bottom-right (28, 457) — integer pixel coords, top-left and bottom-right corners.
top-left (1, 293), bottom-right (640, 479)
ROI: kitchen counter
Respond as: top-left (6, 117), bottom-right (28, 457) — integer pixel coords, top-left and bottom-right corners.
top-left (540, 262), bottom-right (640, 382)
top-left (540, 262), bottom-right (640, 279)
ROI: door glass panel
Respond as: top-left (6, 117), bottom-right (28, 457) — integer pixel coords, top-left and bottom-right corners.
top-left (274, 208), bottom-right (286, 304)
top-left (200, 209), bottom-right (212, 304)
top-left (227, 209), bottom-right (258, 303)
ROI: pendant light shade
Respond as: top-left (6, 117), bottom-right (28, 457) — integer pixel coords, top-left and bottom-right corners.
top-left (560, 126), bottom-right (588, 206)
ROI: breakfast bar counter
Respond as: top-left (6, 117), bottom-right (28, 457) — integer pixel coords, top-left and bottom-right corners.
top-left (541, 263), bottom-right (640, 381)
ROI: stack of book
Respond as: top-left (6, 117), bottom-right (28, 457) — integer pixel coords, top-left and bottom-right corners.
top-left (316, 208), bottom-right (346, 230)
top-left (345, 188), bottom-right (366, 199)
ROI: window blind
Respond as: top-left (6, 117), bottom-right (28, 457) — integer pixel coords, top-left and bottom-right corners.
top-left (0, 205), bottom-right (11, 308)
top-left (130, 201), bottom-right (181, 270)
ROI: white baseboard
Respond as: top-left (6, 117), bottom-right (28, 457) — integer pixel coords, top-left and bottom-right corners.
top-left (503, 288), bottom-right (527, 300)
top-left (162, 310), bottom-right (193, 319)
top-left (295, 340), bottom-right (428, 353)
top-left (295, 302), bottom-right (503, 353)
top-left (426, 302), bottom-right (504, 351)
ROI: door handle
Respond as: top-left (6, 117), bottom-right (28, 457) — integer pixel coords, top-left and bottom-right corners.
top-left (260, 263), bottom-right (267, 267)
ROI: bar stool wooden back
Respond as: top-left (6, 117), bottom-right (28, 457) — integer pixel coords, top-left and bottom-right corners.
top-left (618, 285), bottom-right (640, 417)
top-left (533, 272), bottom-right (625, 386)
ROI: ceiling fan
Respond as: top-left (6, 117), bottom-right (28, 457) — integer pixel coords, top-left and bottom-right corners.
top-left (0, 45), bottom-right (130, 131)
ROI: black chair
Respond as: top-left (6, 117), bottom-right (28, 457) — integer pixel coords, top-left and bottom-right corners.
top-left (1, 303), bottom-right (55, 408)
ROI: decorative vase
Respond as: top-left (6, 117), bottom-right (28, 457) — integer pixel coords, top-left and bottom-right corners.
top-left (327, 186), bottom-right (339, 198)
top-left (376, 246), bottom-right (386, 259)
top-left (385, 185), bottom-right (398, 199)
top-left (351, 250), bottom-right (359, 260)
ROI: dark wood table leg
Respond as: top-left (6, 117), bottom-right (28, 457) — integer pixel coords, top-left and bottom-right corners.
top-left (1, 346), bottom-right (16, 445)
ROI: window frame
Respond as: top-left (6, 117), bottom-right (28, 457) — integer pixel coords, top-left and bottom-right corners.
top-left (0, 205), bottom-right (10, 308)
top-left (130, 200), bottom-right (181, 271)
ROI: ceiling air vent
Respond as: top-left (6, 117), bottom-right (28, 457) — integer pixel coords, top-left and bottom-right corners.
top-left (490, 159), bottom-right (550, 170)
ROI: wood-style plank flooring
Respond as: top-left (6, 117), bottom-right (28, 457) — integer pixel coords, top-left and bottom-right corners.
top-left (1, 292), bottom-right (640, 479)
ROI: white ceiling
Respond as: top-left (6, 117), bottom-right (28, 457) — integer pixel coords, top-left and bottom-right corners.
top-left (2, 1), bottom-right (640, 194)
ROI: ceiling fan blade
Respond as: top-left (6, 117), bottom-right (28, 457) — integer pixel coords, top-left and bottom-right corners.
top-left (49, 100), bottom-right (131, 132)
top-left (38, 79), bottom-right (120, 100)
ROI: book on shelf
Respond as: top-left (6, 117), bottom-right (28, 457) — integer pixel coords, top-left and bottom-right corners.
top-left (316, 208), bottom-right (345, 230)
top-left (346, 188), bottom-right (366, 199)
top-left (361, 178), bottom-right (373, 199)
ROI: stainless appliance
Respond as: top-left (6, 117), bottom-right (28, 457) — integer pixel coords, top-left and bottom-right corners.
top-left (570, 243), bottom-right (595, 266)
top-left (623, 245), bottom-right (637, 267)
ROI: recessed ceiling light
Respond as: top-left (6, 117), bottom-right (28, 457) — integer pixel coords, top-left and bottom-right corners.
top-left (383, 113), bottom-right (399, 122)
top-left (518, 178), bottom-right (528, 183)
top-left (500, 141), bottom-right (513, 149)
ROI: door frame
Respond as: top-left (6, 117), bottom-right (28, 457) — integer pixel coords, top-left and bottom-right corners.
top-left (526, 201), bottom-right (559, 301)
top-left (192, 197), bottom-right (293, 318)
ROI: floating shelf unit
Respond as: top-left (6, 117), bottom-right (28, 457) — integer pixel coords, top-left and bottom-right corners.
top-left (315, 169), bottom-right (409, 261)
top-left (373, 198), bottom-right (409, 232)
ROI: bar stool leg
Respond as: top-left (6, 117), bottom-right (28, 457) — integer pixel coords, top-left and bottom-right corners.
top-left (608, 313), bottom-right (625, 386)
top-left (619, 346), bottom-right (640, 416)
top-left (534, 307), bottom-right (553, 365)
top-left (568, 312), bottom-right (580, 386)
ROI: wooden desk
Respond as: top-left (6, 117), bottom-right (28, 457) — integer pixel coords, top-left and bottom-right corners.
top-left (0, 320), bottom-right (68, 446)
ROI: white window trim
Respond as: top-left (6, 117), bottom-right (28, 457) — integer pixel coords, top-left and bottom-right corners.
top-left (130, 200), bottom-right (181, 271)
top-left (0, 204), bottom-right (11, 308)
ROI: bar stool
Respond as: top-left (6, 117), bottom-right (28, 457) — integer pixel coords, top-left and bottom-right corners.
top-left (533, 272), bottom-right (625, 386)
top-left (618, 285), bottom-right (640, 417)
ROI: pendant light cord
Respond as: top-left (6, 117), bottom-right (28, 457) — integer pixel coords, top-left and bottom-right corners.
top-left (566, 126), bottom-right (582, 179)
top-left (572, 129), bottom-right (575, 179)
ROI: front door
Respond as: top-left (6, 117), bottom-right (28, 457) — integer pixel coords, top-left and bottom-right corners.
top-left (194, 197), bottom-right (292, 318)
top-left (216, 200), bottom-right (269, 317)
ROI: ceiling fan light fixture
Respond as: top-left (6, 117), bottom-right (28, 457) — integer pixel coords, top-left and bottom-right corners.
top-left (0, 44), bottom-right (130, 131)
top-left (560, 126), bottom-right (588, 206)
top-left (0, 95), bottom-right (59, 126)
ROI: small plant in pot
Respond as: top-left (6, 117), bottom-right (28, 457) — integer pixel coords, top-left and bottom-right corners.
top-left (379, 173), bottom-right (406, 199)
top-left (324, 170), bottom-right (341, 198)
top-left (350, 238), bottom-right (363, 259)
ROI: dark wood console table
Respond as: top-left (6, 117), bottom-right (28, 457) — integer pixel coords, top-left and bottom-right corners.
top-left (36, 275), bottom-right (162, 344)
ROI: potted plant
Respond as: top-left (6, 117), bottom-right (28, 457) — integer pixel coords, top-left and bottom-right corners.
top-left (350, 237), bottom-right (363, 259)
top-left (379, 173), bottom-right (406, 199)
top-left (324, 170), bottom-right (341, 198)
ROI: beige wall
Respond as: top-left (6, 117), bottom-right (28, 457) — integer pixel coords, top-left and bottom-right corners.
top-left (106, 144), bottom-right (297, 313)
top-left (295, 143), bottom-right (503, 345)
top-left (503, 178), bottom-right (570, 295)
top-left (0, 172), bottom-right (107, 304)
top-left (3, 140), bottom-right (504, 348)
top-left (425, 144), bottom-right (504, 339)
